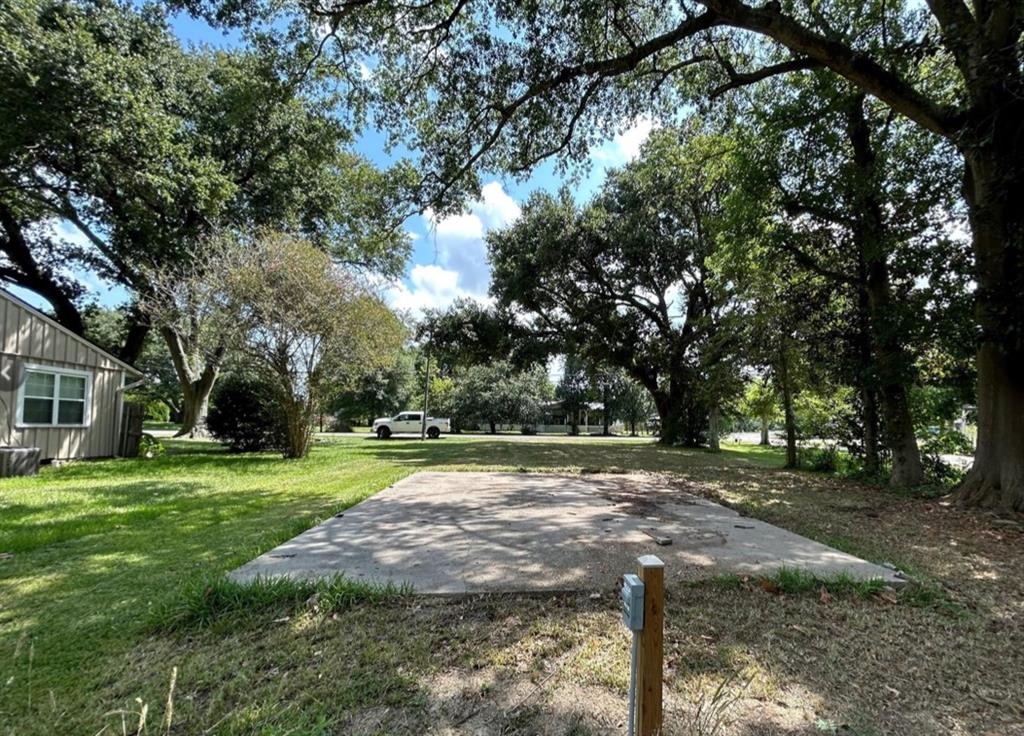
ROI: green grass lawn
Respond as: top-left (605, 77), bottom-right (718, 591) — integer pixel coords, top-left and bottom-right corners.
top-left (1, 436), bottom-right (1020, 735)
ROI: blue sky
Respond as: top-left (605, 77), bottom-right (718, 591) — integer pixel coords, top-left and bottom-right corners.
top-left (18, 11), bottom-right (656, 319)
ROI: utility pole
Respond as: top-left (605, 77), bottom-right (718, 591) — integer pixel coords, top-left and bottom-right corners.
top-left (420, 335), bottom-right (431, 441)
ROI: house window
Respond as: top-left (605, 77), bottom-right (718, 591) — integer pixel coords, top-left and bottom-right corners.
top-left (19, 366), bottom-right (90, 427)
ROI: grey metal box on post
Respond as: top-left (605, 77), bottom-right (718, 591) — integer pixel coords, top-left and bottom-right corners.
top-left (621, 573), bottom-right (645, 631)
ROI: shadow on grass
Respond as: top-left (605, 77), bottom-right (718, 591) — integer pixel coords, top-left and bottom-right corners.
top-left (0, 441), bottom-right (403, 732)
top-left (81, 580), bottom-right (993, 736)
top-left (0, 480), bottom-right (217, 553)
top-left (360, 437), bottom-right (766, 473)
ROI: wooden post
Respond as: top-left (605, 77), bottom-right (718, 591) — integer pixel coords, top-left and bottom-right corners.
top-left (636, 555), bottom-right (664, 736)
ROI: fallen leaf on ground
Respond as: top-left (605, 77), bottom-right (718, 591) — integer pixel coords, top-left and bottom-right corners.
top-left (874, 590), bottom-right (898, 605)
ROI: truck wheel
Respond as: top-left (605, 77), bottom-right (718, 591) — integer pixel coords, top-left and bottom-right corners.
top-left (377, 426), bottom-right (391, 440)
top-left (427, 426), bottom-right (440, 439)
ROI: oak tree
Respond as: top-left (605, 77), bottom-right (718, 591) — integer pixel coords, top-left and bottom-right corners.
top-left (301, 0), bottom-right (1024, 508)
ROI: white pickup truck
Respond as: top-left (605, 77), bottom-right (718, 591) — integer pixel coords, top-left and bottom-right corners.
top-left (372, 412), bottom-right (450, 439)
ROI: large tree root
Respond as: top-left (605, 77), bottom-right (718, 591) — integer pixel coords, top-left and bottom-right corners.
top-left (955, 467), bottom-right (1024, 513)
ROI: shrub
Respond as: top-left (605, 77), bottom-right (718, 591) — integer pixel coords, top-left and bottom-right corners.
top-left (207, 374), bottom-right (287, 452)
top-left (137, 434), bottom-right (165, 458)
top-left (920, 427), bottom-right (974, 456)
top-left (920, 452), bottom-right (967, 485)
top-left (327, 414), bottom-right (353, 432)
top-left (800, 446), bottom-right (839, 473)
top-left (144, 399), bottom-right (171, 423)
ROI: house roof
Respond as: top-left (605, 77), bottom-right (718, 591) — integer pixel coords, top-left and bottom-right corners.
top-left (543, 400), bottom-right (607, 411)
top-left (0, 289), bottom-right (144, 376)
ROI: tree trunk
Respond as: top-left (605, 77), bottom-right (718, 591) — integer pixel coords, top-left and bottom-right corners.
top-left (873, 367), bottom-right (924, 486)
top-left (955, 136), bottom-right (1024, 511)
top-left (283, 396), bottom-right (314, 459)
top-left (759, 415), bottom-right (769, 445)
top-left (861, 242), bottom-right (923, 487)
top-left (118, 306), bottom-right (151, 365)
top-left (654, 391), bottom-right (681, 445)
top-left (957, 344), bottom-right (1024, 511)
top-left (708, 404), bottom-right (721, 453)
top-left (846, 94), bottom-right (923, 486)
top-left (861, 385), bottom-right (880, 475)
top-left (489, 419), bottom-right (496, 434)
top-left (776, 345), bottom-right (797, 469)
top-left (161, 326), bottom-right (223, 438)
top-left (653, 376), bottom-right (704, 447)
top-left (177, 370), bottom-right (217, 439)
top-left (602, 385), bottom-right (611, 435)
top-left (855, 283), bottom-right (881, 475)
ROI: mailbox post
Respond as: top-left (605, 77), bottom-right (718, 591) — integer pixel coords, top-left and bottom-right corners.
top-left (636, 555), bottom-right (664, 736)
top-left (621, 555), bottom-right (664, 736)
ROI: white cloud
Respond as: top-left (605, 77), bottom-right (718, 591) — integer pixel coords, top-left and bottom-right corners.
top-left (432, 211), bottom-right (484, 240)
top-left (477, 181), bottom-right (521, 227)
top-left (385, 264), bottom-right (491, 317)
top-left (419, 181), bottom-right (521, 294)
top-left (410, 263), bottom-right (459, 294)
top-left (592, 116), bottom-right (658, 163)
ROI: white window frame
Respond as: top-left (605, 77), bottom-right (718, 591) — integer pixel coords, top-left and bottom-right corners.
top-left (16, 363), bottom-right (93, 428)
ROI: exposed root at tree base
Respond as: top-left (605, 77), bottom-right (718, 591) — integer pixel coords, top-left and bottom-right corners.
top-left (955, 469), bottom-right (1024, 514)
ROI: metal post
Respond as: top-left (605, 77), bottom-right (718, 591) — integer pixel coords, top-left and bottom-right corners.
top-left (627, 628), bottom-right (640, 736)
top-left (636, 555), bottom-right (664, 736)
top-left (420, 340), bottom-right (430, 441)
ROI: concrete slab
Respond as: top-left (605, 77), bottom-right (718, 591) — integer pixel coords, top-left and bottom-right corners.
top-left (230, 472), bottom-right (904, 593)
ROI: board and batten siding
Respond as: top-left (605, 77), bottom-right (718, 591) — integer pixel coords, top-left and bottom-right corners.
top-left (0, 290), bottom-right (141, 460)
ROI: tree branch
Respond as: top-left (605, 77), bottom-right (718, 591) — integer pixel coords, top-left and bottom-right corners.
top-left (709, 56), bottom-right (823, 98)
top-left (699, 0), bottom-right (963, 138)
top-left (422, 11), bottom-right (721, 205)
top-left (777, 238), bottom-right (858, 287)
top-left (923, 0), bottom-right (976, 72)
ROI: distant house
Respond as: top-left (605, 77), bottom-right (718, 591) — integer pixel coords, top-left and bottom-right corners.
top-left (0, 289), bottom-right (143, 461)
top-left (537, 400), bottom-right (625, 435)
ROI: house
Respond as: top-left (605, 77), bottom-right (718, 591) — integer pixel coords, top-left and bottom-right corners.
top-left (537, 400), bottom-right (626, 435)
top-left (0, 289), bottom-right (143, 461)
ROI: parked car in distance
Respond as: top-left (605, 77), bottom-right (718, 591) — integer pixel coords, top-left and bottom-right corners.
top-left (372, 412), bottom-right (450, 439)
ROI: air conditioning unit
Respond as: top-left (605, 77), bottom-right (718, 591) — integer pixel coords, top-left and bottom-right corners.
top-left (0, 447), bottom-right (41, 477)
